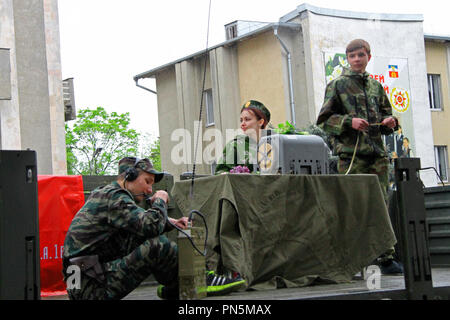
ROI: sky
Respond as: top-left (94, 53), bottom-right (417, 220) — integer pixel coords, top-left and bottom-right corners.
top-left (58, 0), bottom-right (450, 141)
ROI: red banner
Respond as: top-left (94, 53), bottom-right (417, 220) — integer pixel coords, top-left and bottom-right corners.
top-left (38, 175), bottom-right (85, 297)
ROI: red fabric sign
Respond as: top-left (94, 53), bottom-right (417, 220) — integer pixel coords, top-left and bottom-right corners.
top-left (38, 175), bottom-right (85, 297)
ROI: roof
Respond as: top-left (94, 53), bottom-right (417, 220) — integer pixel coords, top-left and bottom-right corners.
top-left (424, 34), bottom-right (450, 42)
top-left (133, 22), bottom-right (301, 81)
top-left (279, 3), bottom-right (424, 23)
top-left (134, 3), bottom-right (430, 82)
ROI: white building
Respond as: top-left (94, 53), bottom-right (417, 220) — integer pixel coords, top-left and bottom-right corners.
top-left (0, 0), bottom-right (67, 175)
top-left (135, 3), bottom-right (440, 186)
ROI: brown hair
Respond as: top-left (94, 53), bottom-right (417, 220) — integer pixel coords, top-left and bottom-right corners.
top-left (240, 106), bottom-right (268, 129)
top-left (346, 39), bottom-right (371, 56)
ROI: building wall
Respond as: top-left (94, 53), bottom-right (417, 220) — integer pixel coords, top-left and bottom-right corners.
top-left (0, 0), bottom-right (22, 150)
top-left (156, 56), bottom-right (214, 179)
top-left (426, 40), bottom-right (450, 183)
top-left (209, 45), bottom-right (241, 151)
top-left (43, 0), bottom-right (67, 175)
top-left (237, 30), bottom-right (287, 128)
top-left (155, 67), bottom-right (182, 178)
top-left (0, 0), bottom-right (66, 175)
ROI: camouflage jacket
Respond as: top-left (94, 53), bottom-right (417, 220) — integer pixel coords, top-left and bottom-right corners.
top-left (317, 68), bottom-right (396, 158)
top-left (63, 181), bottom-right (169, 263)
top-left (214, 134), bottom-right (257, 174)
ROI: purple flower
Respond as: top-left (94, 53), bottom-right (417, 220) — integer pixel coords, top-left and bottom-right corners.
top-left (230, 165), bottom-right (250, 174)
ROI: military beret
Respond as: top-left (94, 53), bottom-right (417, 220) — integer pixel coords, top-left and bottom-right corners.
top-left (241, 100), bottom-right (271, 124)
top-left (118, 157), bottom-right (164, 183)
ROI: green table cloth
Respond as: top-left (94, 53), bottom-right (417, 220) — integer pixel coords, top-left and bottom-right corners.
top-left (172, 174), bottom-right (396, 289)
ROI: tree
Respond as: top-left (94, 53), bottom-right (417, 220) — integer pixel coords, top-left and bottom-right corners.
top-left (138, 133), bottom-right (161, 172)
top-left (65, 106), bottom-right (140, 175)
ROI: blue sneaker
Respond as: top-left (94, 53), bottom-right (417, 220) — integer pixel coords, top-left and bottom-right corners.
top-left (205, 271), bottom-right (246, 296)
top-left (380, 260), bottom-right (404, 275)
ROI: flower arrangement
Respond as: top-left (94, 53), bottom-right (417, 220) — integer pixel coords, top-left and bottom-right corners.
top-left (230, 165), bottom-right (250, 174)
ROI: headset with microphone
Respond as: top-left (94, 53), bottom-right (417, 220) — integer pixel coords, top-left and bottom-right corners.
top-left (123, 157), bottom-right (147, 198)
top-left (124, 157), bottom-right (141, 182)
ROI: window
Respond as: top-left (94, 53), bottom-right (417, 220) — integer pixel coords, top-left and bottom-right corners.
top-left (204, 89), bottom-right (214, 127)
top-left (428, 74), bottom-right (443, 110)
top-left (434, 146), bottom-right (449, 182)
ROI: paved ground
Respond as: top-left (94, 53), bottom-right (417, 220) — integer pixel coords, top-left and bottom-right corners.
top-left (42, 267), bottom-right (450, 300)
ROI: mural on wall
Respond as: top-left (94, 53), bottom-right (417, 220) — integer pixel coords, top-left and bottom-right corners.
top-left (323, 52), bottom-right (415, 160)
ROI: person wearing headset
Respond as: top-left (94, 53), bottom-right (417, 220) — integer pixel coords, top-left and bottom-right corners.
top-left (63, 157), bottom-right (244, 300)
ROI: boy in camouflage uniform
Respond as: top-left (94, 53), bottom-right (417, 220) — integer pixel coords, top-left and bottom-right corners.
top-left (316, 39), bottom-right (403, 274)
top-left (63, 157), bottom-right (244, 299)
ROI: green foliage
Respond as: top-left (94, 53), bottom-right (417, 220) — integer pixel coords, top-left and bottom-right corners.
top-left (274, 121), bottom-right (309, 135)
top-left (274, 121), bottom-right (334, 151)
top-left (65, 106), bottom-right (140, 175)
top-left (139, 133), bottom-right (161, 172)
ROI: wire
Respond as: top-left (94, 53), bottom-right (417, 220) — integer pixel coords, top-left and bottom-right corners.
top-left (345, 132), bottom-right (360, 175)
top-left (419, 167), bottom-right (446, 187)
top-left (190, 0), bottom-right (212, 199)
top-left (166, 209), bottom-right (209, 257)
top-left (179, 0), bottom-right (212, 257)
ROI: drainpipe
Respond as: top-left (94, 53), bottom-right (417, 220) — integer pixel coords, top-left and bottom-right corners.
top-left (134, 77), bottom-right (157, 95)
top-left (274, 27), bottom-right (296, 126)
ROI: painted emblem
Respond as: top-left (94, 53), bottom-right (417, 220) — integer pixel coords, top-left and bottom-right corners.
top-left (390, 87), bottom-right (410, 113)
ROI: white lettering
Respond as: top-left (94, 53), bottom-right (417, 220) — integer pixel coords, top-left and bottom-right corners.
top-left (170, 129), bottom-right (191, 165)
top-left (66, 265), bottom-right (81, 290)
top-left (366, 265), bottom-right (381, 290)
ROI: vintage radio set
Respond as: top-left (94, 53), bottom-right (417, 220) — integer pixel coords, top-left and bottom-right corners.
top-left (257, 133), bottom-right (331, 175)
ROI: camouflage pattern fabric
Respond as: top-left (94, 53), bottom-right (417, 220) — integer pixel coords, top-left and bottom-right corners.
top-left (63, 181), bottom-right (178, 300)
top-left (215, 135), bottom-right (258, 174)
top-left (338, 154), bottom-right (390, 202)
top-left (317, 67), bottom-right (396, 158)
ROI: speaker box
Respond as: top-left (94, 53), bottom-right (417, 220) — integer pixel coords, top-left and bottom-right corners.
top-left (0, 150), bottom-right (40, 299)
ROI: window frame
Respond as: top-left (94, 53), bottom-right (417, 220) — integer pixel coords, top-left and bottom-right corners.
top-left (427, 73), bottom-right (443, 111)
top-left (434, 145), bottom-right (449, 183)
top-left (204, 88), bottom-right (215, 127)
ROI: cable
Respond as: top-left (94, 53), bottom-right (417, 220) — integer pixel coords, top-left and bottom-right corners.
top-left (345, 132), bottom-right (360, 175)
top-left (190, 0), bottom-right (212, 199)
top-left (419, 167), bottom-right (446, 187)
top-left (179, 0), bottom-right (212, 257)
top-left (145, 196), bottom-right (208, 256)
top-left (168, 209), bottom-right (208, 257)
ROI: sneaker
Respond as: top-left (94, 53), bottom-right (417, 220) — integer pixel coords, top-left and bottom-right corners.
top-left (157, 272), bottom-right (246, 299)
top-left (205, 271), bottom-right (246, 296)
top-left (380, 260), bottom-right (404, 275)
top-left (157, 284), bottom-right (179, 300)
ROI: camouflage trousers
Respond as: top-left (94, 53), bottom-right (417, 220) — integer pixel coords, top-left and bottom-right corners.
top-left (66, 235), bottom-right (178, 300)
top-left (338, 154), bottom-right (390, 203)
top-left (338, 154), bottom-right (395, 262)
